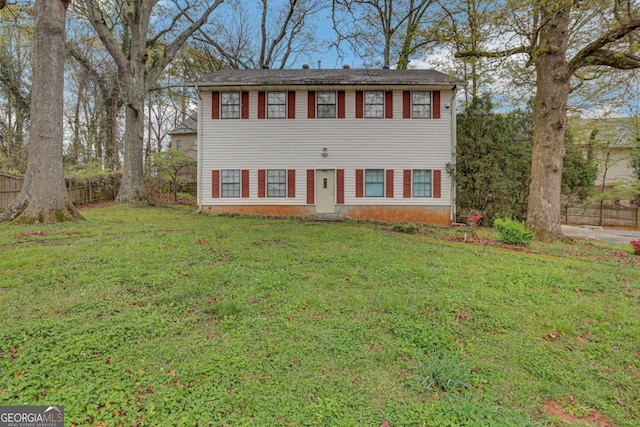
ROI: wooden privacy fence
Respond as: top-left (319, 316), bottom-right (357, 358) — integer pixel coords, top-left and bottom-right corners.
top-left (0, 172), bottom-right (119, 211)
top-left (565, 203), bottom-right (640, 229)
top-left (66, 179), bottom-right (119, 205)
top-left (0, 172), bottom-right (24, 211)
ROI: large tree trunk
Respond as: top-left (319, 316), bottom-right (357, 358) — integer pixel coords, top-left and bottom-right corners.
top-left (82, 0), bottom-right (224, 202)
top-left (114, 15), bottom-right (148, 204)
top-left (0, 0), bottom-right (82, 224)
top-left (115, 35), bottom-right (147, 203)
top-left (526, 2), bottom-right (571, 242)
top-left (115, 89), bottom-right (145, 203)
top-left (102, 88), bottom-right (121, 171)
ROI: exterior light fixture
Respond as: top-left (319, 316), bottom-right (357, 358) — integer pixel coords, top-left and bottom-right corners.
top-left (321, 147), bottom-right (328, 158)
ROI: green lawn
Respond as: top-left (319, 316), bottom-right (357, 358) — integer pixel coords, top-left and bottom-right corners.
top-left (1, 205), bottom-right (638, 426)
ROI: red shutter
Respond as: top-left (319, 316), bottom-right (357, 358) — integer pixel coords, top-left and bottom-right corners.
top-left (386, 169), bottom-right (394, 198)
top-left (433, 169), bottom-right (441, 198)
top-left (212, 170), bottom-right (220, 198)
top-left (212, 92), bottom-right (220, 119)
top-left (288, 169), bottom-right (296, 198)
top-left (242, 169), bottom-right (249, 198)
top-left (306, 169), bottom-right (315, 204)
top-left (403, 169), bottom-right (412, 198)
top-left (433, 91), bottom-right (441, 119)
top-left (288, 91), bottom-right (296, 119)
top-left (403, 91), bottom-right (411, 119)
top-left (258, 169), bottom-right (266, 197)
top-left (355, 91), bottom-right (364, 118)
top-left (307, 91), bottom-right (316, 119)
top-left (355, 169), bottom-right (364, 197)
top-left (385, 91), bottom-right (393, 119)
top-left (337, 169), bottom-right (345, 204)
top-left (241, 91), bottom-right (249, 119)
top-left (258, 91), bottom-right (266, 119)
top-left (337, 91), bottom-right (346, 119)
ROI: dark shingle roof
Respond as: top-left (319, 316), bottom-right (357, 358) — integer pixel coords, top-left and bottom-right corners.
top-left (169, 113), bottom-right (197, 135)
top-left (189, 68), bottom-right (465, 88)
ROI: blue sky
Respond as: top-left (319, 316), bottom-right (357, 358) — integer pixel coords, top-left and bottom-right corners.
top-left (291, 7), bottom-right (358, 70)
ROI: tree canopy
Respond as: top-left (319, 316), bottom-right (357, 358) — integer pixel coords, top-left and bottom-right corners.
top-left (0, 0), bottom-right (638, 237)
top-left (453, 0), bottom-right (640, 240)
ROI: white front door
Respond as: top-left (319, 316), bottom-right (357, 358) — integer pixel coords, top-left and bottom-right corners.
top-left (315, 169), bottom-right (335, 214)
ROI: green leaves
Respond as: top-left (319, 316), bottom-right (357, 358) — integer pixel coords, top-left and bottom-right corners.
top-left (493, 217), bottom-right (535, 246)
top-left (453, 96), bottom-right (532, 223)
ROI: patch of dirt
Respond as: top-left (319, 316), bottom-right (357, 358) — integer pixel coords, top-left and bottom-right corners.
top-left (542, 399), bottom-right (615, 426)
top-left (14, 230), bottom-right (48, 238)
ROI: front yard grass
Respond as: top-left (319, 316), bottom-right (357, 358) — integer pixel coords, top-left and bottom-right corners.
top-left (1, 205), bottom-right (639, 426)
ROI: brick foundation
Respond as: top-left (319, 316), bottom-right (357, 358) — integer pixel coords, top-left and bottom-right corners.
top-left (201, 204), bottom-right (451, 226)
top-left (344, 205), bottom-right (451, 225)
top-left (201, 205), bottom-right (315, 218)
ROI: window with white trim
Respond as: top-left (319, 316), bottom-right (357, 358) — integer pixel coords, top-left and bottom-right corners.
top-left (267, 169), bottom-right (286, 197)
top-left (412, 91), bottom-right (431, 119)
top-left (267, 92), bottom-right (287, 118)
top-left (221, 92), bottom-right (240, 119)
top-left (412, 169), bottom-right (432, 197)
top-left (365, 169), bottom-right (384, 197)
top-left (176, 139), bottom-right (183, 151)
top-left (221, 170), bottom-right (241, 197)
top-left (364, 91), bottom-right (384, 118)
top-left (317, 91), bottom-right (336, 118)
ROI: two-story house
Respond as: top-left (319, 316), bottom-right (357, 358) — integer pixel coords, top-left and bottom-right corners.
top-left (169, 113), bottom-right (198, 183)
top-left (189, 67), bottom-right (464, 225)
top-left (169, 113), bottom-right (198, 160)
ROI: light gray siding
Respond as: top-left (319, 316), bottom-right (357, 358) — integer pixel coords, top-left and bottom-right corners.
top-left (198, 89), bottom-right (455, 208)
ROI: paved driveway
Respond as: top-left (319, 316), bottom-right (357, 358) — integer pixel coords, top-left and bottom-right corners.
top-left (562, 225), bottom-right (640, 244)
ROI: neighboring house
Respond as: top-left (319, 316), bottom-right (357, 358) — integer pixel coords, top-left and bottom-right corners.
top-left (568, 116), bottom-right (640, 193)
top-left (189, 67), bottom-right (464, 225)
top-left (169, 113), bottom-right (198, 159)
top-left (169, 113), bottom-right (198, 182)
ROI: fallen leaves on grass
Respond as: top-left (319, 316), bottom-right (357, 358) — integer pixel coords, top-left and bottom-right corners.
top-left (441, 232), bottom-right (640, 267)
top-left (14, 230), bottom-right (47, 238)
top-left (544, 330), bottom-right (562, 341)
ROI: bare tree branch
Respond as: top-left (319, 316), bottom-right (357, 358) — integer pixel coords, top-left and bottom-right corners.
top-left (259, 0), bottom-right (268, 66)
top-left (455, 45), bottom-right (532, 59)
top-left (332, 0), bottom-right (440, 67)
top-left (147, 0), bottom-right (224, 87)
top-left (0, 50), bottom-right (30, 115)
top-left (79, 1), bottom-right (131, 85)
top-left (568, 17), bottom-right (640, 73)
top-left (65, 42), bottom-right (108, 94)
top-left (195, 0), bottom-right (321, 70)
top-left (262, 0), bottom-right (299, 68)
top-left (193, 33), bottom-right (251, 69)
top-left (576, 50), bottom-right (640, 70)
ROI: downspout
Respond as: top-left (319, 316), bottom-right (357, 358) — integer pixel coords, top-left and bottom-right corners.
top-left (450, 85), bottom-right (458, 224)
top-left (196, 85), bottom-right (203, 210)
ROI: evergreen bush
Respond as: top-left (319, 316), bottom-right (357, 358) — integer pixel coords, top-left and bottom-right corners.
top-left (493, 217), bottom-right (535, 246)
